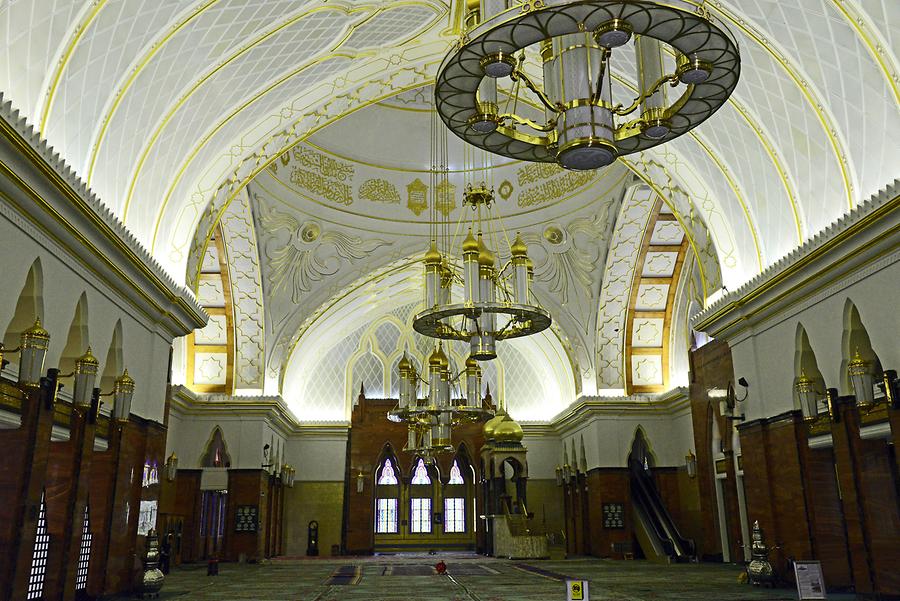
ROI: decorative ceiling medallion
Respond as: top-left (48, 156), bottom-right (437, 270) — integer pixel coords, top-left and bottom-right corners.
top-left (436, 0), bottom-right (740, 169)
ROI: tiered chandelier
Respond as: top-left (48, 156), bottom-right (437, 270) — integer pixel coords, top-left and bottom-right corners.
top-left (435, 0), bottom-right (740, 170)
top-left (388, 348), bottom-right (493, 455)
top-left (411, 114), bottom-right (551, 361)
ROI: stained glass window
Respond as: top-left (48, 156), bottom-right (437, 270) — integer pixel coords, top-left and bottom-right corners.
top-left (377, 459), bottom-right (398, 485)
top-left (444, 498), bottom-right (465, 533)
top-left (410, 498), bottom-right (432, 533)
top-left (448, 460), bottom-right (464, 484)
top-left (411, 458), bottom-right (431, 485)
top-left (75, 505), bottom-right (92, 590)
top-left (375, 498), bottom-right (399, 533)
top-left (26, 491), bottom-right (49, 600)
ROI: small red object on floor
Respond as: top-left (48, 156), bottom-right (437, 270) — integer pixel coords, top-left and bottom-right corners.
top-left (435, 560), bottom-right (447, 574)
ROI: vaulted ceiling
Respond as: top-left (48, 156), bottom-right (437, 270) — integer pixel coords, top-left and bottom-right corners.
top-left (0, 0), bottom-right (897, 418)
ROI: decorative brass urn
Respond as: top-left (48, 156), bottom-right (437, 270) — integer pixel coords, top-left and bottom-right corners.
top-left (137, 528), bottom-right (165, 598)
top-left (747, 520), bottom-right (775, 587)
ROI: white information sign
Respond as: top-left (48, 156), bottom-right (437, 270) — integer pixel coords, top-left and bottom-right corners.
top-left (566, 580), bottom-right (589, 601)
top-left (793, 561), bottom-right (826, 599)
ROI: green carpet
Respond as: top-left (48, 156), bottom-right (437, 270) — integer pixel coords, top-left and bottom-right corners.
top-left (119, 555), bottom-right (801, 600)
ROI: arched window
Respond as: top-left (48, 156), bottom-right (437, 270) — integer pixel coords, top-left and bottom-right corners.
top-left (377, 459), bottom-right (398, 485)
top-left (409, 458), bottom-right (432, 533)
top-left (448, 460), bottom-right (464, 484)
top-left (375, 458), bottom-right (399, 534)
top-left (444, 459), bottom-right (466, 533)
top-left (411, 458), bottom-right (431, 485)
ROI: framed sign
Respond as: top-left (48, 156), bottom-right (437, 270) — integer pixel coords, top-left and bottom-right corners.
top-left (793, 561), bottom-right (826, 599)
top-left (566, 580), bottom-right (589, 601)
top-left (235, 505), bottom-right (258, 533)
top-left (602, 503), bottom-right (625, 529)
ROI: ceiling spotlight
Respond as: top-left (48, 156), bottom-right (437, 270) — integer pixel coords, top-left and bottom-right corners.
top-left (480, 52), bottom-right (517, 78)
top-left (642, 117), bottom-right (672, 140)
top-left (677, 54), bottom-right (713, 84)
top-left (557, 140), bottom-right (617, 171)
top-left (595, 19), bottom-right (633, 48)
top-left (468, 102), bottom-right (501, 133)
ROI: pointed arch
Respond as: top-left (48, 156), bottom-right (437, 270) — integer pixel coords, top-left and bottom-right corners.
top-left (200, 426), bottom-right (232, 468)
top-left (374, 442), bottom-right (402, 482)
top-left (410, 457), bottom-right (432, 485)
top-left (3, 258), bottom-right (44, 352)
top-left (840, 299), bottom-right (882, 394)
top-left (628, 426), bottom-right (657, 469)
top-left (58, 292), bottom-right (89, 375)
top-left (99, 320), bottom-right (124, 395)
top-left (374, 443), bottom-right (401, 536)
top-left (793, 322), bottom-right (826, 411)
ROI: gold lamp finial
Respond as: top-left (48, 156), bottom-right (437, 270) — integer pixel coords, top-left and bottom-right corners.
top-left (510, 233), bottom-right (528, 258)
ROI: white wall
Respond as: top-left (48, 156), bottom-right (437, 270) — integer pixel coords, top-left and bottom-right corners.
top-left (0, 209), bottom-right (176, 422)
top-left (730, 259), bottom-right (900, 421)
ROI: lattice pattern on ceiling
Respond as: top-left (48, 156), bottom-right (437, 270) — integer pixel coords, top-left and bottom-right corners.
top-left (1, 0), bottom-right (895, 297)
top-left (351, 351), bottom-right (384, 398)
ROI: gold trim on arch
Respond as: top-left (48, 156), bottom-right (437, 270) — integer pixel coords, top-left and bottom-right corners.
top-left (121, 3), bottom-right (387, 220)
top-left (826, 0), bottom-right (900, 107)
top-left (85, 0), bottom-right (220, 185)
top-left (682, 0), bottom-right (856, 210)
top-left (613, 72), bottom-right (766, 270)
top-left (619, 159), bottom-right (710, 301)
top-left (38, 0), bottom-right (109, 134)
top-left (148, 13), bottom-right (447, 250)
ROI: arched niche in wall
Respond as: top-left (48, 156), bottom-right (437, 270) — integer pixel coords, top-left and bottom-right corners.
top-left (58, 292), bottom-right (89, 375)
top-left (99, 320), bottom-right (124, 397)
top-left (840, 299), bottom-right (883, 395)
top-left (200, 426), bottom-right (232, 468)
top-left (3, 258), bottom-right (44, 353)
top-left (500, 457), bottom-right (526, 514)
top-left (627, 426), bottom-right (657, 470)
top-left (793, 323), bottom-right (827, 411)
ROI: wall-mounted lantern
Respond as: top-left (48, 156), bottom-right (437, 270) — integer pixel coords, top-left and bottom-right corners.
top-left (165, 453), bottom-right (178, 482)
top-left (685, 450), bottom-right (697, 479)
top-left (847, 348), bottom-right (875, 407)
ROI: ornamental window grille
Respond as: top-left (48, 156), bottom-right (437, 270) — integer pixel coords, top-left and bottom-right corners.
top-left (444, 497), bottom-right (466, 533)
top-left (448, 460), bottom-right (464, 484)
top-left (411, 458), bottom-right (431, 485)
top-left (375, 498), bottom-right (399, 534)
top-left (26, 491), bottom-right (49, 600)
top-left (75, 505), bottom-right (92, 590)
top-left (410, 497), bottom-right (432, 533)
top-left (377, 459), bottom-right (398, 485)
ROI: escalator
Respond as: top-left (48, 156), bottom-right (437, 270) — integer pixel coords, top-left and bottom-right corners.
top-left (628, 457), bottom-right (696, 562)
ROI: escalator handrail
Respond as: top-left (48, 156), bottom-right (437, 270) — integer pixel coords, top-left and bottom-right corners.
top-left (629, 458), bottom-right (696, 557)
top-left (632, 481), bottom-right (676, 557)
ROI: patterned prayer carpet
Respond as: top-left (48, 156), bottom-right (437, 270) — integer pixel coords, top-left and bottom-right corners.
top-left (114, 555), bottom-right (807, 600)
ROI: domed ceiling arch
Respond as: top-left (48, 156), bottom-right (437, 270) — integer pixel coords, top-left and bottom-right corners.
top-left (0, 0), bottom-right (898, 416)
top-left (0, 0), bottom-right (895, 294)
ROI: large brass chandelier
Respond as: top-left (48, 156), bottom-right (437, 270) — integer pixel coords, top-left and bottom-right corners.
top-left (435, 0), bottom-right (740, 170)
top-left (411, 114), bottom-right (551, 361)
top-left (388, 348), bottom-right (493, 455)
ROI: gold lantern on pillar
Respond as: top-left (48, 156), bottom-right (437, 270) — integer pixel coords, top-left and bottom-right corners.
top-left (0, 318), bottom-right (52, 388)
top-left (73, 347), bottom-right (100, 407)
top-left (847, 348), bottom-right (875, 407)
top-left (112, 369), bottom-right (135, 421)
